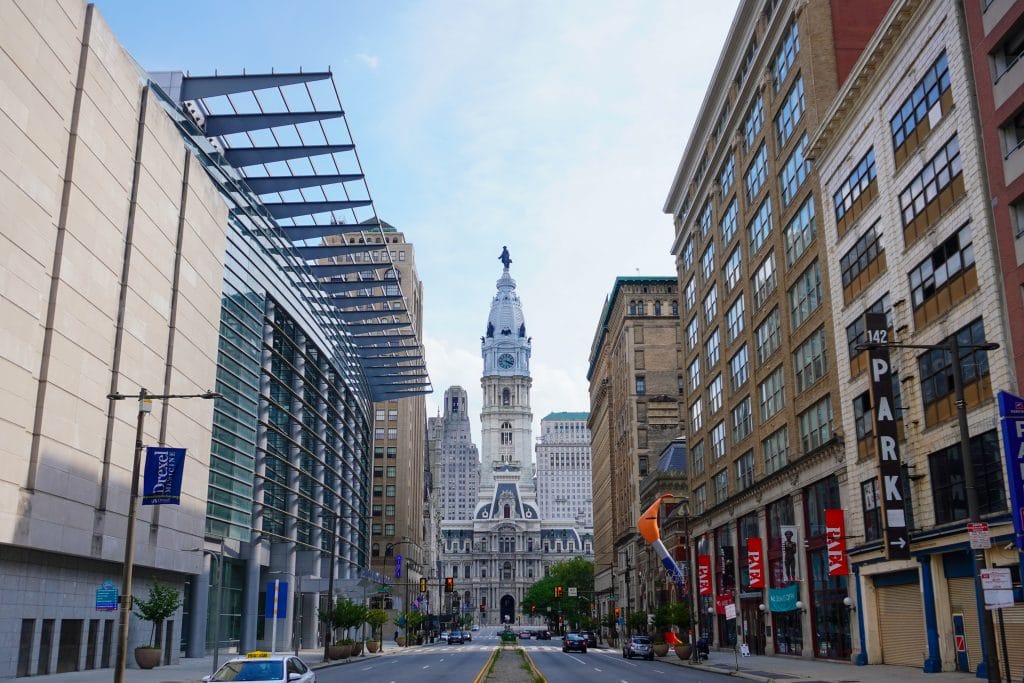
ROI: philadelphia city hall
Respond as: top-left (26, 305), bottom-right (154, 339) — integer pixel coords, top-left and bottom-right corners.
top-left (434, 248), bottom-right (593, 625)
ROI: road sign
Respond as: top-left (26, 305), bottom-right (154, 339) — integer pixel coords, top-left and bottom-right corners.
top-left (608, 595), bottom-right (617, 601)
top-left (981, 568), bottom-right (1014, 610)
top-left (568, 587), bottom-right (578, 597)
top-left (968, 522), bottom-right (991, 549)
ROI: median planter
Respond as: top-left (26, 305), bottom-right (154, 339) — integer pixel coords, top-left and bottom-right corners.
top-left (366, 640), bottom-right (380, 653)
top-left (674, 644), bottom-right (692, 660)
top-left (652, 642), bottom-right (669, 657)
top-left (134, 647), bottom-right (161, 669)
top-left (327, 644), bottom-right (349, 660)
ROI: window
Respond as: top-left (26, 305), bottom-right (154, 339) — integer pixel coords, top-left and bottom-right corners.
top-left (688, 358), bottom-right (701, 392)
top-left (789, 260), bottom-right (822, 329)
top-left (713, 207), bottom-right (736, 260)
top-left (778, 133), bottom-right (810, 207)
top-left (745, 143), bottom-right (768, 202)
top-left (852, 392), bottom-right (873, 442)
top-left (994, 25), bottom-right (1024, 80)
top-left (918, 317), bottom-right (990, 409)
top-left (388, 409), bottom-right (398, 420)
top-left (706, 328), bottom-right (721, 368)
top-left (755, 306), bottom-right (781, 365)
top-left (898, 135), bottom-right (962, 227)
top-left (784, 195), bottom-right (816, 268)
top-left (748, 197), bottom-right (773, 255)
top-left (845, 293), bottom-right (892, 359)
top-left (1006, 109), bottom-right (1024, 161)
top-left (891, 51), bottom-right (951, 149)
top-left (729, 345), bottom-right (750, 393)
top-left (690, 399), bottom-right (704, 433)
top-left (775, 74), bottom-right (805, 147)
top-left (743, 95), bottom-right (765, 151)
top-left (685, 278), bottom-right (697, 310)
top-left (375, 409), bottom-right (386, 421)
top-left (387, 447), bottom-right (396, 458)
top-left (501, 421), bottom-right (513, 444)
top-left (683, 238), bottom-right (695, 271)
top-left (374, 428), bottom-right (385, 440)
top-left (385, 504), bottom-right (395, 517)
top-left (731, 396), bottom-right (753, 443)
top-left (736, 450), bottom-right (755, 491)
top-left (929, 430), bottom-right (1006, 525)
top-left (713, 469), bottom-right (729, 504)
top-left (387, 428), bottom-right (397, 440)
top-left (726, 294), bottom-right (746, 343)
top-left (386, 465), bottom-right (396, 478)
top-left (758, 365), bottom-right (785, 422)
top-left (793, 327), bottom-right (828, 391)
top-left (709, 374), bottom-right (724, 413)
top-left (385, 485), bottom-right (396, 497)
top-left (694, 484), bottom-right (707, 515)
top-left (772, 17), bottom-right (800, 91)
top-left (374, 446), bottom-right (384, 459)
top-left (635, 376), bottom-right (646, 395)
top-left (699, 201), bottom-right (713, 238)
top-left (798, 395), bottom-right (834, 453)
top-left (672, 300), bottom-right (679, 316)
top-left (711, 422), bottom-right (726, 460)
top-left (692, 440), bottom-right (705, 475)
top-left (687, 317), bottom-right (699, 350)
top-left (720, 156), bottom-right (735, 196)
top-left (637, 300), bottom-right (646, 316)
top-left (703, 285), bottom-right (719, 324)
top-left (762, 426), bottom-right (789, 475)
top-left (701, 243), bottom-right (716, 282)
top-left (752, 251), bottom-right (778, 310)
top-left (724, 246), bottom-right (742, 293)
top-left (654, 300), bottom-right (662, 316)
top-left (833, 149), bottom-right (877, 223)
top-left (908, 222), bottom-right (975, 310)
top-left (384, 523), bottom-right (395, 536)
top-left (373, 465), bottom-right (384, 478)
top-left (840, 223), bottom-right (884, 288)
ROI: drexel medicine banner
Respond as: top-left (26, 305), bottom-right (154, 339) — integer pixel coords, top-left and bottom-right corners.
top-left (142, 447), bottom-right (186, 505)
top-left (998, 391), bottom-right (1024, 552)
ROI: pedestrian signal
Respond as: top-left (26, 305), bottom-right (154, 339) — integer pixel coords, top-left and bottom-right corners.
top-left (554, 585), bottom-right (563, 598)
top-left (419, 577), bottom-right (427, 592)
top-left (444, 577), bottom-right (454, 593)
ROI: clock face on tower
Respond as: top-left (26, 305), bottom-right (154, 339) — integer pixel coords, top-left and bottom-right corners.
top-left (497, 353), bottom-right (516, 369)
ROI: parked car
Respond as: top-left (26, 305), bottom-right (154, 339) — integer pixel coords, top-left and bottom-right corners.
top-left (439, 631), bottom-right (450, 642)
top-left (206, 654), bottom-right (315, 683)
top-left (580, 631), bottom-right (598, 648)
top-left (517, 630), bottom-right (532, 639)
top-left (463, 629), bottom-right (472, 642)
top-left (623, 635), bottom-right (654, 660)
top-left (534, 630), bottom-right (552, 640)
top-left (448, 630), bottom-right (464, 644)
top-left (562, 633), bottom-right (588, 653)
top-left (471, 625), bottom-right (480, 631)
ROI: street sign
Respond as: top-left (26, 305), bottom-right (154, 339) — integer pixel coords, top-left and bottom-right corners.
top-left (981, 568), bottom-right (1014, 610)
top-left (608, 595), bottom-right (617, 601)
top-left (967, 522), bottom-right (991, 549)
top-left (568, 587), bottom-right (578, 597)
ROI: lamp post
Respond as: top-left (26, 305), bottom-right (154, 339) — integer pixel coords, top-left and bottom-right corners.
top-left (857, 337), bottom-right (1001, 683)
top-left (386, 539), bottom-right (423, 646)
top-left (109, 387), bottom-right (218, 683)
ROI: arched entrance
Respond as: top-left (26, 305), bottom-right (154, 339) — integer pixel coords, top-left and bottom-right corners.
top-left (500, 595), bottom-right (516, 625)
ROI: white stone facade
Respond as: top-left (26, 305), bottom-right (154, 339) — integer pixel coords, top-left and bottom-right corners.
top-left (535, 413), bottom-right (593, 527)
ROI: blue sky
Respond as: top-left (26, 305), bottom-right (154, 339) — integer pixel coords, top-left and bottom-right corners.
top-left (95, 0), bottom-right (739, 445)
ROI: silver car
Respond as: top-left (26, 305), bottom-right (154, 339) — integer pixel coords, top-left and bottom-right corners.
top-left (623, 635), bottom-right (654, 660)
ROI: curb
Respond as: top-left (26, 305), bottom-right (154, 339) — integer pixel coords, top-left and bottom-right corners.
top-left (311, 652), bottom-right (385, 671)
top-left (472, 648), bottom-right (500, 683)
top-left (520, 647), bottom-right (546, 683)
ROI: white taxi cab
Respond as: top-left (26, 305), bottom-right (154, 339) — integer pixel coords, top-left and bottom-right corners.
top-left (204, 652), bottom-right (315, 683)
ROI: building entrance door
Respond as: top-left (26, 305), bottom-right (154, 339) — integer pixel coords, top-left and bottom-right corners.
top-left (500, 595), bottom-right (515, 625)
top-left (741, 599), bottom-right (766, 655)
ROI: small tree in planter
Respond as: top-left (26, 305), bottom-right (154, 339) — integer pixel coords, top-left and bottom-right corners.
top-left (669, 602), bottom-right (692, 660)
top-left (326, 599), bottom-right (366, 658)
top-left (365, 609), bottom-right (387, 653)
top-left (626, 611), bottom-right (648, 637)
top-left (133, 581), bottom-right (182, 669)
top-left (651, 604), bottom-right (674, 656)
top-left (407, 611), bottom-right (426, 645)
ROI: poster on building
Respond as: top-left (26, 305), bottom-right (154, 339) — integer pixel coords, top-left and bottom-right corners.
top-left (747, 537), bottom-right (764, 588)
top-left (780, 525), bottom-right (799, 582)
top-left (825, 509), bottom-right (849, 576)
top-left (767, 583), bottom-right (798, 612)
top-left (865, 311), bottom-right (911, 559)
top-left (997, 391), bottom-right (1024, 552)
top-left (698, 554), bottom-right (712, 596)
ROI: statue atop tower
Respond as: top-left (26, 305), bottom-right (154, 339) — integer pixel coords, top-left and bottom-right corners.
top-left (499, 245), bottom-right (512, 269)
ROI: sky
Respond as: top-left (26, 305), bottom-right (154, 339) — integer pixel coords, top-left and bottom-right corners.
top-left (94, 0), bottom-right (739, 447)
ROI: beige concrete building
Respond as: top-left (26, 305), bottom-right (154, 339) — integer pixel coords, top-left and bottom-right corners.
top-left (811, 0), bottom-right (1022, 676)
top-left (663, 0), bottom-right (890, 661)
top-left (587, 276), bottom-right (683, 633)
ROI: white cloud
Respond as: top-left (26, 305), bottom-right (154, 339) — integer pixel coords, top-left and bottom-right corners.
top-left (355, 52), bottom-right (380, 69)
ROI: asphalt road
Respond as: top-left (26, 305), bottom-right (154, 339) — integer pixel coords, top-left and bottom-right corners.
top-left (523, 640), bottom-right (721, 683)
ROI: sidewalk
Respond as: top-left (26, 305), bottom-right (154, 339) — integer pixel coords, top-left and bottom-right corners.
top-left (21, 646), bottom-right (391, 683)
top-left (657, 649), bottom-right (981, 683)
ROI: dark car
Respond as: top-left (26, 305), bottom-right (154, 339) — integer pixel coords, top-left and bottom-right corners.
top-left (623, 635), bottom-right (654, 660)
top-left (448, 630), bottom-right (464, 644)
top-left (562, 633), bottom-right (588, 653)
top-left (580, 631), bottom-right (598, 648)
top-left (534, 630), bottom-right (552, 640)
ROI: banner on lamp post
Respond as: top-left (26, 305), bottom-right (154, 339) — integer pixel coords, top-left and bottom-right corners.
top-left (825, 509), bottom-right (849, 576)
top-left (698, 554), bottom-right (712, 596)
top-left (997, 391), bottom-right (1024, 553)
top-left (747, 537), bottom-right (764, 588)
top-left (142, 447), bottom-right (186, 505)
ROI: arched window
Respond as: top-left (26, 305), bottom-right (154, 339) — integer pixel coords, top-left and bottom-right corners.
top-left (671, 300), bottom-right (679, 316)
top-left (654, 300), bottom-right (662, 316)
top-left (629, 301), bottom-right (637, 315)
top-left (372, 543), bottom-right (380, 557)
top-left (384, 268), bottom-right (400, 296)
top-left (501, 422), bottom-right (513, 445)
top-left (637, 300), bottom-right (646, 315)
top-left (503, 562), bottom-right (513, 580)
top-left (504, 504), bottom-right (511, 519)
top-left (502, 388), bottom-right (511, 406)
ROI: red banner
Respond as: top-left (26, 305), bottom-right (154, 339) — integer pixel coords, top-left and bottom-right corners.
top-left (747, 537), bottom-right (764, 588)
top-left (825, 509), bottom-right (849, 576)
top-left (698, 554), bottom-right (712, 595)
top-left (715, 592), bottom-right (733, 614)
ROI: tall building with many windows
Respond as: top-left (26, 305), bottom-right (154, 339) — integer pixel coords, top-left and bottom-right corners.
top-left (812, 0), bottom-right (1021, 675)
top-left (662, 0), bottom-right (890, 661)
top-left (433, 387), bottom-right (481, 522)
top-left (535, 412), bottom-right (593, 527)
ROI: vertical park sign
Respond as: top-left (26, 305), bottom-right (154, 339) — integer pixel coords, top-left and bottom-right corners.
top-left (865, 312), bottom-right (910, 560)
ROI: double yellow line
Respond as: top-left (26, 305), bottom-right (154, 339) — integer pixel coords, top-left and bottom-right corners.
top-left (471, 646), bottom-right (547, 683)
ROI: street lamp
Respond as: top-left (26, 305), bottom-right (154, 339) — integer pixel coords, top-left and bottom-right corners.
top-left (856, 337), bottom-right (1002, 683)
top-left (109, 387), bottom-right (219, 683)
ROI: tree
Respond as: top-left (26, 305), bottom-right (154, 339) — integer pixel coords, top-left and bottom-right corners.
top-left (521, 558), bottom-right (595, 628)
top-left (365, 608), bottom-right (387, 644)
top-left (327, 598), bottom-right (367, 644)
top-left (668, 601), bottom-right (691, 631)
top-left (133, 581), bottom-right (182, 649)
top-left (627, 611), bottom-right (648, 636)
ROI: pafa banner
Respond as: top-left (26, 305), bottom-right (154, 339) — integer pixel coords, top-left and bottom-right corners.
top-left (142, 447), bottom-right (186, 505)
top-left (825, 509), bottom-right (849, 576)
top-left (747, 537), bottom-right (764, 588)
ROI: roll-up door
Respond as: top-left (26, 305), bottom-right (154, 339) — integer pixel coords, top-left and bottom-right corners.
top-left (994, 604), bottom-right (1024, 681)
top-left (948, 577), bottom-right (982, 672)
top-left (877, 582), bottom-right (925, 666)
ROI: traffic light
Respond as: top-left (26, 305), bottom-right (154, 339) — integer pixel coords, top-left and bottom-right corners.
top-left (419, 577), bottom-right (427, 592)
top-left (444, 577), bottom-right (454, 593)
top-left (554, 585), bottom-right (563, 598)
top-left (531, 604), bottom-right (536, 614)
top-left (614, 607), bottom-right (621, 618)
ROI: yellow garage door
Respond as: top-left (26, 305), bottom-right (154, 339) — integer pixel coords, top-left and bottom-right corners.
top-left (949, 578), bottom-right (1024, 680)
top-left (948, 577), bottom-right (982, 672)
top-left (877, 582), bottom-right (925, 666)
